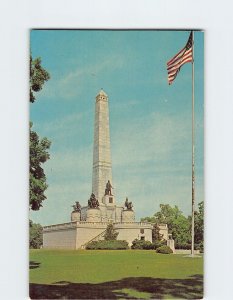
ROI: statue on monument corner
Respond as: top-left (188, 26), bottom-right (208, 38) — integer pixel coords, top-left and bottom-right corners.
top-left (88, 193), bottom-right (100, 209)
top-left (71, 201), bottom-right (81, 212)
top-left (105, 180), bottom-right (113, 196)
top-left (125, 197), bottom-right (133, 210)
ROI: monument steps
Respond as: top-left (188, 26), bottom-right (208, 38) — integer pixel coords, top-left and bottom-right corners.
top-left (81, 229), bottom-right (107, 249)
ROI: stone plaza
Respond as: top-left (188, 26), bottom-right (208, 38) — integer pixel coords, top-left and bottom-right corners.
top-left (43, 90), bottom-right (168, 249)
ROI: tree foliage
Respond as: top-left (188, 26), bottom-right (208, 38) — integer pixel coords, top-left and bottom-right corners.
top-left (29, 220), bottom-right (43, 249)
top-left (194, 201), bottom-right (204, 244)
top-left (141, 204), bottom-right (191, 248)
top-left (140, 216), bottom-right (162, 242)
top-left (141, 216), bottom-right (156, 223)
top-left (154, 204), bottom-right (191, 247)
top-left (152, 223), bottom-right (163, 242)
top-left (141, 203), bottom-right (204, 249)
top-left (30, 56), bottom-right (50, 103)
top-left (30, 122), bottom-right (51, 210)
top-left (30, 55), bottom-right (51, 210)
top-left (104, 223), bottom-right (119, 241)
top-left (154, 204), bottom-right (183, 230)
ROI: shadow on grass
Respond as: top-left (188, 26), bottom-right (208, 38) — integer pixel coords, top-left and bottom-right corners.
top-left (29, 261), bottom-right (41, 269)
top-left (30, 274), bottom-right (203, 299)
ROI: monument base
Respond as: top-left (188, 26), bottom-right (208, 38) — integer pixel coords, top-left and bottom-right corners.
top-left (86, 208), bottom-right (101, 222)
top-left (43, 221), bottom-right (154, 249)
top-left (167, 238), bottom-right (175, 253)
top-left (121, 209), bottom-right (135, 222)
top-left (102, 194), bottom-right (115, 206)
top-left (71, 211), bottom-right (81, 222)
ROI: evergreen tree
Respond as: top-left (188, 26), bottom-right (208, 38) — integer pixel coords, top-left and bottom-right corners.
top-left (104, 224), bottom-right (119, 240)
top-left (152, 223), bottom-right (163, 242)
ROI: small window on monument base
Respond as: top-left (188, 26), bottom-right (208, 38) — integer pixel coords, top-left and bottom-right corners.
top-left (109, 197), bottom-right (113, 203)
top-left (140, 229), bottom-right (144, 234)
top-left (140, 236), bottom-right (145, 241)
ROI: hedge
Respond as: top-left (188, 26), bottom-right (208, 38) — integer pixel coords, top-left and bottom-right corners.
top-left (131, 239), bottom-right (166, 250)
top-left (175, 242), bottom-right (204, 252)
top-left (86, 240), bottom-right (129, 250)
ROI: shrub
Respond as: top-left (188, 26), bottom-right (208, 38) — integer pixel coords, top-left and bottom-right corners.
top-left (131, 239), bottom-right (152, 250)
top-left (131, 239), bottom-right (167, 250)
top-left (141, 240), bottom-right (153, 250)
top-left (152, 240), bottom-right (167, 249)
top-left (199, 241), bottom-right (204, 253)
top-left (175, 242), bottom-right (191, 250)
top-left (195, 242), bottom-right (204, 253)
top-left (156, 245), bottom-right (173, 254)
top-left (29, 220), bottom-right (43, 249)
top-left (86, 240), bottom-right (129, 250)
top-left (131, 239), bottom-right (141, 249)
top-left (175, 242), bottom-right (203, 251)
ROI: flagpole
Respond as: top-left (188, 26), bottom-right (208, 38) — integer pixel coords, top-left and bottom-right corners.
top-left (167, 31), bottom-right (196, 256)
top-left (191, 31), bottom-right (195, 256)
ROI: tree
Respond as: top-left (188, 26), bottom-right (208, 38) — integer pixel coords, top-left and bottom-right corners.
top-left (142, 204), bottom-right (191, 248)
top-left (29, 220), bottom-right (43, 249)
top-left (140, 217), bottom-right (164, 244)
top-left (154, 204), bottom-right (183, 231)
top-left (194, 201), bottom-right (204, 244)
top-left (30, 55), bottom-right (51, 210)
top-left (30, 122), bottom-right (51, 210)
top-left (171, 214), bottom-right (191, 247)
top-left (154, 204), bottom-right (190, 244)
top-left (141, 216), bottom-right (156, 223)
top-left (104, 223), bottom-right (119, 240)
top-left (152, 223), bottom-right (163, 242)
top-left (30, 56), bottom-right (50, 103)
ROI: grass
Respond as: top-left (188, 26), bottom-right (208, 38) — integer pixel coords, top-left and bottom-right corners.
top-left (30, 249), bottom-right (203, 299)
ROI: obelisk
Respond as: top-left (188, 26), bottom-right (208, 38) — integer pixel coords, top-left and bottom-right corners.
top-left (92, 89), bottom-right (113, 203)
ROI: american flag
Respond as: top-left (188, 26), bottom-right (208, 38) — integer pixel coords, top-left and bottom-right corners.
top-left (167, 32), bottom-right (193, 85)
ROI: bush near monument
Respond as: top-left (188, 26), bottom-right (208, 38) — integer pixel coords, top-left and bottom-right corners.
top-left (86, 240), bottom-right (129, 250)
top-left (156, 245), bottom-right (173, 254)
top-left (131, 239), bottom-right (166, 250)
top-left (174, 242), bottom-right (203, 252)
top-left (131, 239), bottom-right (153, 250)
top-left (85, 224), bottom-right (129, 249)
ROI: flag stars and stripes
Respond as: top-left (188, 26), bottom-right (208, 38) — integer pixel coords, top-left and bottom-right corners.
top-left (167, 32), bottom-right (193, 85)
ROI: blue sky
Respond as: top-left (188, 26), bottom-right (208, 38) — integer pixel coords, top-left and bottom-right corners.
top-left (30, 30), bottom-right (204, 226)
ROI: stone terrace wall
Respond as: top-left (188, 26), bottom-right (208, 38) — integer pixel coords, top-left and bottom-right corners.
top-left (43, 222), bottom-right (77, 249)
top-left (115, 222), bottom-right (153, 246)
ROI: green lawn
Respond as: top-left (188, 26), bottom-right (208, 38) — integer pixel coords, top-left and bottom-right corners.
top-left (30, 249), bottom-right (203, 299)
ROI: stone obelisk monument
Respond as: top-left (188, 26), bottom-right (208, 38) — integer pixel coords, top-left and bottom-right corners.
top-left (43, 90), bottom-right (155, 249)
top-left (92, 89), bottom-right (113, 203)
